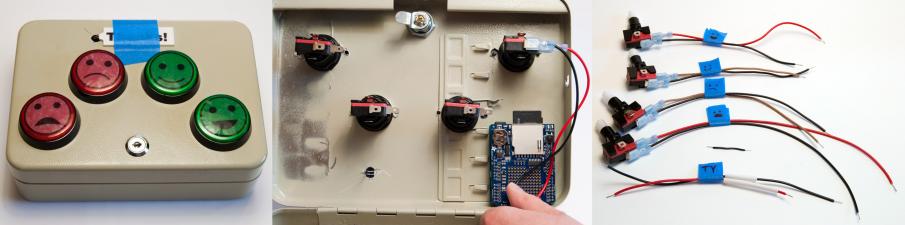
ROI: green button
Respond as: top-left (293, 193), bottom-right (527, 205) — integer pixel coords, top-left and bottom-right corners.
top-left (193, 94), bottom-right (250, 144)
top-left (144, 51), bottom-right (199, 97)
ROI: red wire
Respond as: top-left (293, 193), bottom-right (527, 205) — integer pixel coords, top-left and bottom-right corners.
top-left (732, 119), bottom-right (893, 188)
top-left (610, 178), bottom-right (791, 197)
top-left (657, 119), bottom-right (894, 188)
top-left (672, 22), bottom-right (822, 46)
top-left (777, 190), bottom-right (789, 196)
top-left (737, 22), bottom-right (822, 46)
top-left (656, 122), bottom-right (708, 139)
top-left (611, 178), bottom-right (699, 196)
top-left (673, 33), bottom-right (703, 40)
top-left (536, 47), bottom-right (591, 197)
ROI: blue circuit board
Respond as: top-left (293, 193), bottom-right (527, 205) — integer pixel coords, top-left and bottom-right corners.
top-left (489, 122), bottom-right (555, 206)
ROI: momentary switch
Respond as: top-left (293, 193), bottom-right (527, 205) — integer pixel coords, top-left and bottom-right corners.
top-left (295, 34), bottom-right (348, 71)
top-left (496, 33), bottom-right (537, 72)
top-left (350, 95), bottom-right (395, 132)
top-left (622, 15), bottom-right (652, 49)
top-left (441, 96), bottom-right (483, 133)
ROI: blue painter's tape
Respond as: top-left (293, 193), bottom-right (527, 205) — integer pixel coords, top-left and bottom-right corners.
top-left (706, 104), bottom-right (730, 127)
top-left (702, 28), bottom-right (727, 47)
top-left (698, 162), bottom-right (724, 184)
top-left (113, 20), bottom-right (160, 65)
top-left (704, 78), bottom-right (726, 98)
top-left (698, 58), bottom-right (722, 77)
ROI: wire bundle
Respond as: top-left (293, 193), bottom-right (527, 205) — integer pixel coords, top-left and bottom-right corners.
top-left (671, 67), bottom-right (811, 84)
top-left (513, 45), bottom-right (590, 198)
top-left (610, 17), bottom-right (890, 219)
top-left (607, 166), bottom-right (838, 203)
top-left (624, 119), bottom-right (896, 216)
top-left (660, 92), bottom-right (824, 144)
top-left (667, 22), bottom-right (823, 66)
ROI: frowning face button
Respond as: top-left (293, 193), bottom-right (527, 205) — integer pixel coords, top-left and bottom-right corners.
top-left (19, 93), bottom-right (79, 148)
top-left (70, 49), bottom-right (126, 98)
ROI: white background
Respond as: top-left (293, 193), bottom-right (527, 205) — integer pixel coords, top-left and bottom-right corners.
top-left (593, 0), bottom-right (905, 224)
top-left (0, 0), bottom-right (273, 224)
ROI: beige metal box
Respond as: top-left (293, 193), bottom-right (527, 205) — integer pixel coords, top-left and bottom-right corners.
top-left (6, 20), bottom-right (266, 201)
top-left (273, 0), bottom-right (573, 224)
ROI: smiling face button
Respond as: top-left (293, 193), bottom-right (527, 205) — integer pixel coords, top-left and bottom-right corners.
top-left (19, 93), bottom-right (79, 148)
top-left (144, 51), bottom-right (199, 102)
top-left (192, 94), bottom-right (250, 149)
top-left (70, 49), bottom-right (126, 99)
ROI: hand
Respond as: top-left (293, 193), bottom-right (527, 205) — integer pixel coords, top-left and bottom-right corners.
top-left (482, 183), bottom-right (581, 225)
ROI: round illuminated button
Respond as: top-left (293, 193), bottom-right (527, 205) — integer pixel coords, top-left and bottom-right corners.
top-left (70, 49), bottom-right (126, 103)
top-left (192, 94), bottom-right (250, 150)
top-left (19, 92), bottom-right (79, 149)
top-left (143, 51), bottom-right (199, 103)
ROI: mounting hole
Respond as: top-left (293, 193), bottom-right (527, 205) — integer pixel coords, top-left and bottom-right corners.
top-left (126, 135), bottom-right (149, 157)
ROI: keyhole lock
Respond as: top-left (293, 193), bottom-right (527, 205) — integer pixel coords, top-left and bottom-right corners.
top-left (394, 11), bottom-right (436, 37)
top-left (126, 135), bottom-right (149, 157)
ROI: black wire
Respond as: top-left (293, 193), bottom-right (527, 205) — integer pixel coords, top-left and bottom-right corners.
top-left (757, 178), bottom-right (836, 203)
top-left (709, 146), bottom-right (747, 151)
top-left (721, 70), bottom-right (797, 78)
top-left (669, 68), bottom-right (810, 85)
top-left (608, 165), bottom-right (835, 203)
top-left (657, 92), bottom-right (826, 132)
top-left (607, 165), bottom-right (691, 186)
top-left (724, 42), bottom-right (797, 66)
top-left (662, 38), bottom-right (797, 66)
top-left (726, 92), bottom-right (826, 132)
top-left (646, 122), bottom-right (858, 214)
top-left (515, 45), bottom-right (578, 184)
top-left (671, 74), bottom-right (700, 83)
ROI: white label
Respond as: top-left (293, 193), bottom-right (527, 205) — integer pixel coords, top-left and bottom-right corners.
top-left (98, 27), bottom-right (175, 46)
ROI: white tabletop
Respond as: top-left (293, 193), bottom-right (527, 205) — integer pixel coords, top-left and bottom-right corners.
top-left (592, 0), bottom-right (905, 224)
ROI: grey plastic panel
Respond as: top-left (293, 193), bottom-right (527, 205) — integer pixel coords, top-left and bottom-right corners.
top-left (448, 0), bottom-right (568, 13)
top-left (274, 208), bottom-right (480, 225)
top-left (273, 0), bottom-right (393, 10)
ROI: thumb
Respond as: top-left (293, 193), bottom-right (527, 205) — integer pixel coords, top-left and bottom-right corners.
top-left (506, 183), bottom-right (557, 214)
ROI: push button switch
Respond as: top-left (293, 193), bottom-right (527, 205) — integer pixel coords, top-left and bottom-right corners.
top-left (143, 50), bottom-right (199, 103)
top-left (191, 94), bottom-right (250, 151)
top-left (70, 49), bottom-right (126, 103)
top-left (19, 92), bottom-right (79, 149)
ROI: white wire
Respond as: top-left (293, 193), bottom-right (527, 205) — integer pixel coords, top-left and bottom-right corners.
top-left (723, 176), bottom-right (786, 197)
top-left (723, 174), bottom-right (758, 183)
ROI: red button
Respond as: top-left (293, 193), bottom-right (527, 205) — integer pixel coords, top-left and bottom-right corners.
top-left (70, 49), bottom-right (125, 97)
top-left (19, 93), bottom-right (78, 143)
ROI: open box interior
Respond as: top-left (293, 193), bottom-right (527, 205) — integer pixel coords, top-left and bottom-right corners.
top-left (273, 0), bottom-right (572, 223)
